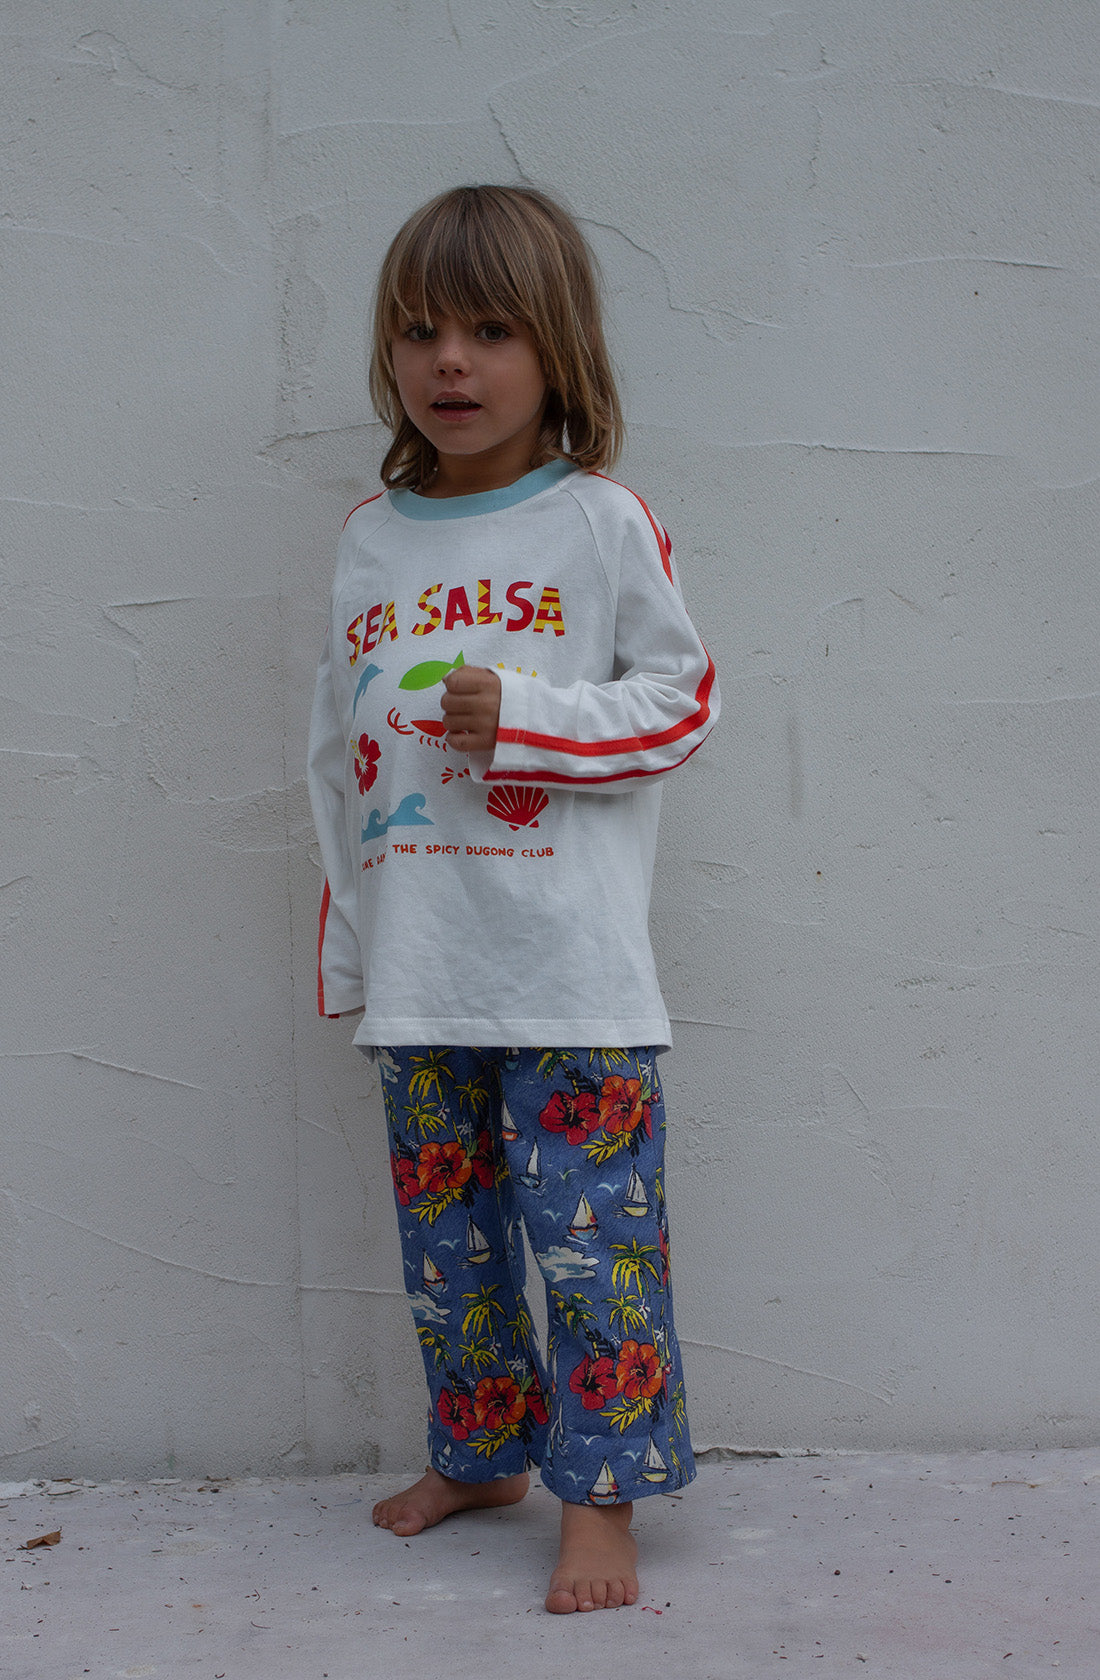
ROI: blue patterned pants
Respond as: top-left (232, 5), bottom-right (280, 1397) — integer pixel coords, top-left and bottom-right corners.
top-left (378, 1045), bottom-right (695, 1506)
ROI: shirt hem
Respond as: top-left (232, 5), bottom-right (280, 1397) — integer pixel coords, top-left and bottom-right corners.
top-left (351, 1016), bottom-right (672, 1053)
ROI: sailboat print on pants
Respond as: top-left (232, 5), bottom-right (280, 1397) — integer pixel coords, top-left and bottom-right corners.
top-left (518, 1141), bottom-right (541, 1190)
top-left (620, 1167), bottom-right (648, 1218)
top-left (466, 1217), bottom-right (491, 1265)
top-left (422, 1251), bottom-right (446, 1297)
top-left (640, 1435), bottom-right (669, 1483)
top-left (588, 1459), bottom-right (619, 1505)
top-left (568, 1193), bottom-right (598, 1241)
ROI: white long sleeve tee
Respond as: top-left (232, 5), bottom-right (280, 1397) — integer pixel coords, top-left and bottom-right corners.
top-left (307, 460), bottom-right (719, 1051)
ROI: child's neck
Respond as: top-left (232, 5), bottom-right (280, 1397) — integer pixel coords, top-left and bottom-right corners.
top-left (418, 447), bottom-right (551, 500)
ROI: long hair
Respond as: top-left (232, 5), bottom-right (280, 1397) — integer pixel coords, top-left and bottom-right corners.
top-left (369, 185), bottom-right (623, 489)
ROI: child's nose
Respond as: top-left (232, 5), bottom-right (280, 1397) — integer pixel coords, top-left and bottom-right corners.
top-left (433, 328), bottom-right (471, 375)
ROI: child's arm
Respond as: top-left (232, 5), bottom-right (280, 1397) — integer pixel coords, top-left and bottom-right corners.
top-left (307, 627), bottom-right (366, 1017)
top-left (464, 504), bottom-right (718, 790)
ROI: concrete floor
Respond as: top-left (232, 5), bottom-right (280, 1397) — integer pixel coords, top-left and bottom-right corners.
top-left (2, 1449), bottom-right (1096, 1680)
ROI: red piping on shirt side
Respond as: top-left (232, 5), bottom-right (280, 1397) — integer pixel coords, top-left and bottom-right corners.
top-left (342, 490), bottom-right (385, 530)
top-left (494, 653), bottom-right (716, 761)
top-left (317, 880), bottom-right (332, 1015)
top-left (593, 474), bottom-right (674, 584)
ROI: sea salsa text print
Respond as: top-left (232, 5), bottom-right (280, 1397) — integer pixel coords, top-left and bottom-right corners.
top-left (346, 578), bottom-right (564, 665)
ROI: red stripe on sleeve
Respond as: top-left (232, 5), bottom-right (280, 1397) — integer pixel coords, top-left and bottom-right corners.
top-left (494, 654), bottom-right (716, 761)
top-left (484, 730), bottom-right (711, 786)
top-left (594, 474), bottom-right (674, 583)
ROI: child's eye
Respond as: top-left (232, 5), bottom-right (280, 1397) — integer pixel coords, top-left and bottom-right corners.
top-left (404, 323), bottom-right (436, 342)
top-left (476, 322), bottom-right (510, 343)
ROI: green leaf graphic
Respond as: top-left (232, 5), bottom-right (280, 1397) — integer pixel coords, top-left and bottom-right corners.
top-left (398, 651), bottom-right (465, 691)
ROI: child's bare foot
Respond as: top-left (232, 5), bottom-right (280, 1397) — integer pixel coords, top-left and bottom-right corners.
top-left (371, 1466), bottom-right (529, 1537)
top-left (545, 1499), bottom-right (639, 1613)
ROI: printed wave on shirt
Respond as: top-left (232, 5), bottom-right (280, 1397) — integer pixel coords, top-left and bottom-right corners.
top-left (362, 792), bottom-right (433, 842)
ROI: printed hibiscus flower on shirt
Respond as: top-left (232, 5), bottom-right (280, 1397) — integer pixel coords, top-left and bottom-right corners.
top-left (353, 733), bottom-right (381, 794)
top-left (538, 1089), bottom-right (601, 1145)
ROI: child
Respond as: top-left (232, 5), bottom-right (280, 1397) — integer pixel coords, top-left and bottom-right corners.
top-left (307, 184), bottom-right (719, 1614)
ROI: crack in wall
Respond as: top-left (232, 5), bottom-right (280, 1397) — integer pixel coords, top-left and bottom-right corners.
top-left (681, 1337), bottom-right (896, 1405)
top-left (3, 1049), bottom-right (205, 1092)
top-left (11, 1197), bottom-right (288, 1288)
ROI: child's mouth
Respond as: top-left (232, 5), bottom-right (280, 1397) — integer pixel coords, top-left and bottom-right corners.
top-left (432, 399), bottom-right (481, 412)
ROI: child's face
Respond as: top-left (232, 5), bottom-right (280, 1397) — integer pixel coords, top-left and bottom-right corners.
top-left (390, 312), bottom-right (548, 494)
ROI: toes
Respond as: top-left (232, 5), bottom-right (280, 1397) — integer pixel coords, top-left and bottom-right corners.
top-left (389, 1507), bottom-right (426, 1536)
top-left (373, 1499), bottom-right (422, 1534)
top-left (573, 1575), bottom-right (597, 1612)
top-left (589, 1577), bottom-right (613, 1610)
top-left (545, 1572), bottom-right (635, 1614)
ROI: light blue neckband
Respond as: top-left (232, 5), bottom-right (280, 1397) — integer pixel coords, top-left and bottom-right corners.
top-left (390, 458), bottom-right (575, 521)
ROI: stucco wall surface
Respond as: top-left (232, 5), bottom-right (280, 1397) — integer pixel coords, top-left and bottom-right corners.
top-left (2, 0), bottom-right (1098, 1478)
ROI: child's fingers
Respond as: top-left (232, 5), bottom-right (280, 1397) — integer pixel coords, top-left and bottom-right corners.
top-left (441, 667), bottom-right (501, 750)
top-left (442, 665), bottom-right (496, 697)
top-left (441, 690), bottom-right (484, 723)
top-left (441, 667), bottom-right (499, 721)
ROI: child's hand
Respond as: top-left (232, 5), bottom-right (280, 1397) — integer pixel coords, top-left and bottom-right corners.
top-left (441, 666), bottom-right (502, 753)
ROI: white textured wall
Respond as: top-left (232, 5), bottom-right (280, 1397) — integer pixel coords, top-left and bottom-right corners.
top-left (3, 1), bottom-right (1098, 1478)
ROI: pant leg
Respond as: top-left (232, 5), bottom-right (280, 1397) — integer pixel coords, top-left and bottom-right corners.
top-left (378, 1045), bottom-right (549, 1481)
top-left (494, 1047), bottom-right (696, 1505)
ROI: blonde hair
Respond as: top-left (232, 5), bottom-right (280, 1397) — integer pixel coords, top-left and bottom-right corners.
top-left (369, 185), bottom-right (623, 489)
